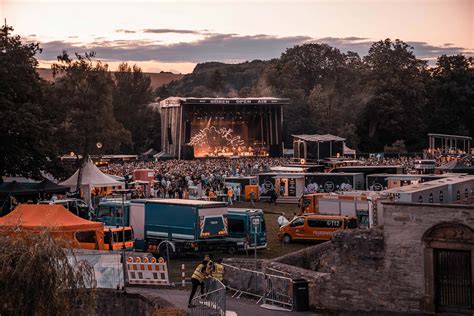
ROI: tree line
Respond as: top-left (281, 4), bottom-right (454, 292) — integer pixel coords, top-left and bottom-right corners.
top-left (1, 23), bottom-right (473, 181)
top-left (1, 25), bottom-right (158, 180)
top-left (160, 40), bottom-right (474, 152)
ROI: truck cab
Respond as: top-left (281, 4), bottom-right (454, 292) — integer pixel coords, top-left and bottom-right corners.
top-left (96, 199), bottom-right (130, 226)
top-left (103, 226), bottom-right (134, 251)
top-left (227, 208), bottom-right (267, 251)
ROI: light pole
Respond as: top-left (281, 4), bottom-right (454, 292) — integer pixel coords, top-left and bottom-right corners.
top-left (112, 188), bottom-right (134, 288)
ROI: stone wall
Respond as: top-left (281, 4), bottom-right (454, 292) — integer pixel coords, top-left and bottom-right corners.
top-left (241, 202), bottom-right (474, 314)
top-left (92, 289), bottom-right (175, 316)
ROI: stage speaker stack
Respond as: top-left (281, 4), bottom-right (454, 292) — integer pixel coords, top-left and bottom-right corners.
top-left (167, 127), bottom-right (173, 144)
top-left (181, 145), bottom-right (195, 160)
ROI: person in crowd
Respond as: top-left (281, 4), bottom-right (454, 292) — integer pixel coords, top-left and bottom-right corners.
top-left (269, 188), bottom-right (278, 204)
top-left (249, 190), bottom-right (256, 208)
top-left (188, 260), bottom-right (209, 308)
top-left (227, 187), bottom-right (233, 206)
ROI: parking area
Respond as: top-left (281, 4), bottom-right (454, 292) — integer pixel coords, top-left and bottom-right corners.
top-left (164, 201), bottom-right (309, 284)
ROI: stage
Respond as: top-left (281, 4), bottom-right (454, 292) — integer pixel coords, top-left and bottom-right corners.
top-left (159, 97), bottom-right (289, 159)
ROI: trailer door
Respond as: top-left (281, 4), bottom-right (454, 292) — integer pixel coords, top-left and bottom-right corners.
top-left (130, 203), bottom-right (145, 240)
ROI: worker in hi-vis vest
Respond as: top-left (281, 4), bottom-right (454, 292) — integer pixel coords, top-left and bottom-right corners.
top-left (211, 258), bottom-right (224, 282)
top-left (188, 260), bottom-right (210, 308)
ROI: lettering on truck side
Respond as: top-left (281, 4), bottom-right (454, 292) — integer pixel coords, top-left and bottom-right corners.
top-left (314, 231), bottom-right (335, 235)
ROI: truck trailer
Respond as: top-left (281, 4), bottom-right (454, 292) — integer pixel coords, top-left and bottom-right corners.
top-left (130, 199), bottom-right (229, 254)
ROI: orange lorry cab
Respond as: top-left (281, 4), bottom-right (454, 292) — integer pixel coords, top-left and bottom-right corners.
top-left (277, 214), bottom-right (358, 243)
top-left (103, 226), bottom-right (135, 251)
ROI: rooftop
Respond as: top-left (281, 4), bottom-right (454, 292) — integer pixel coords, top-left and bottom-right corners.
top-left (384, 175), bottom-right (474, 194)
top-left (160, 97), bottom-right (289, 107)
top-left (293, 134), bottom-right (345, 142)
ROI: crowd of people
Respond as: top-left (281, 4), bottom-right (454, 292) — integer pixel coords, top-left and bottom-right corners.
top-left (102, 157), bottom-right (291, 200)
top-left (99, 155), bottom-right (473, 200)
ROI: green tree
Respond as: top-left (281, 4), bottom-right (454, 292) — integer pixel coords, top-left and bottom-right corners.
top-left (51, 52), bottom-right (130, 190)
top-left (358, 39), bottom-right (428, 151)
top-left (0, 24), bottom-right (56, 182)
top-left (208, 69), bottom-right (225, 93)
top-left (0, 230), bottom-right (96, 315)
top-left (112, 63), bottom-right (157, 153)
top-left (264, 44), bottom-right (365, 146)
top-left (426, 54), bottom-right (474, 138)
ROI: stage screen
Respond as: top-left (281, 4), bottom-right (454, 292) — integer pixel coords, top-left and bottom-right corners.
top-left (188, 118), bottom-right (250, 157)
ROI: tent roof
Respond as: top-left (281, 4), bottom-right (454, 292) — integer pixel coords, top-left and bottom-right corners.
top-left (344, 145), bottom-right (356, 155)
top-left (33, 179), bottom-right (69, 194)
top-left (60, 160), bottom-right (122, 188)
top-left (0, 181), bottom-right (37, 195)
top-left (293, 134), bottom-right (346, 142)
top-left (0, 204), bottom-right (103, 232)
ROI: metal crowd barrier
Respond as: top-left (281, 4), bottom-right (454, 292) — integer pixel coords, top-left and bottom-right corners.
top-left (190, 277), bottom-right (226, 316)
top-left (67, 250), bottom-right (124, 289)
top-left (222, 263), bottom-right (294, 310)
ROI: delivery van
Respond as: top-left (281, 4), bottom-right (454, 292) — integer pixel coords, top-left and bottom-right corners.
top-left (277, 214), bottom-right (358, 243)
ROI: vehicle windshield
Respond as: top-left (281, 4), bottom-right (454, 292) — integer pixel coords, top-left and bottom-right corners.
top-left (113, 229), bottom-right (133, 242)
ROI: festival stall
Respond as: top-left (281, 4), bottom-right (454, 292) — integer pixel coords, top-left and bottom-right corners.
top-left (0, 204), bottom-right (104, 250)
top-left (60, 160), bottom-right (124, 206)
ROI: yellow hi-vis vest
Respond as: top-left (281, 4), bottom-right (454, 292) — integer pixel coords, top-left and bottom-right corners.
top-left (213, 263), bottom-right (224, 281)
top-left (192, 264), bottom-right (206, 282)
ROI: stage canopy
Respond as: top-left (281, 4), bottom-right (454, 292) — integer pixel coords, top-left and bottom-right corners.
top-left (0, 204), bottom-right (104, 249)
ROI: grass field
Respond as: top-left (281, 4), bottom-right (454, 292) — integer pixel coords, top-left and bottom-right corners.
top-left (166, 200), bottom-right (309, 284)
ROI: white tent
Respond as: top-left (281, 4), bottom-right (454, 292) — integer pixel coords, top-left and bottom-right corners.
top-left (343, 145), bottom-right (356, 157)
top-left (60, 160), bottom-right (124, 206)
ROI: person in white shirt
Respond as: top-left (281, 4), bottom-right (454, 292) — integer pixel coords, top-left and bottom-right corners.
top-left (277, 215), bottom-right (289, 227)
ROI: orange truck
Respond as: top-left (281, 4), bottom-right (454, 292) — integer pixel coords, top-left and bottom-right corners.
top-left (103, 226), bottom-right (134, 251)
top-left (277, 214), bottom-right (358, 243)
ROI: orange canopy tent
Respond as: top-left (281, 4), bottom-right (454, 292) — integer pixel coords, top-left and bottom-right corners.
top-left (0, 204), bottom-right (104, 250)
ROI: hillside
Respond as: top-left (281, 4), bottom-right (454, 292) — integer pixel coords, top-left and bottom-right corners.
top-left (157, 60), bottom-right (270, 98)
top-left (37, 68), bottom-right (184, 90)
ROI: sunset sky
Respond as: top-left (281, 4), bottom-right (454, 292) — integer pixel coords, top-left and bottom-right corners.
top-left (2, 0), bottom-right (473, 73)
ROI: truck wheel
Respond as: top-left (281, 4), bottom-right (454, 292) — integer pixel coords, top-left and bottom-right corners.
top-left (228, 245), bottom-right (237, 255)
top-left (283, 234), bottom-right (292, 244)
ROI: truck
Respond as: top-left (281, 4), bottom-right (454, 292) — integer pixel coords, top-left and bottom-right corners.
top-left (129, 199), bottom-right (229, 254)
top-left (95, 199), bottom-right (130, 226)
top-left (227, 208), bottom-right (267, 252)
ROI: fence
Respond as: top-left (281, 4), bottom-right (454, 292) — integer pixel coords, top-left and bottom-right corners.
top-left (222, 263), bottom-right (294, 310)
top-left (190, 277), bottom-right (226, 316)
top-left (67, 250), bottom-right (124, 289)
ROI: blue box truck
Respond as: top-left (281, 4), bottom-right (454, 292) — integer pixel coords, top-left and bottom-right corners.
top-left (129, 199), bottom-right (229, 254)
top-left (227, 208), bottom-right (267, 252)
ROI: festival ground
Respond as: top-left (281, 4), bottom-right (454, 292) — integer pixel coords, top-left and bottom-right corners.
top-left (167, 200), bottom-right (308, 284)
